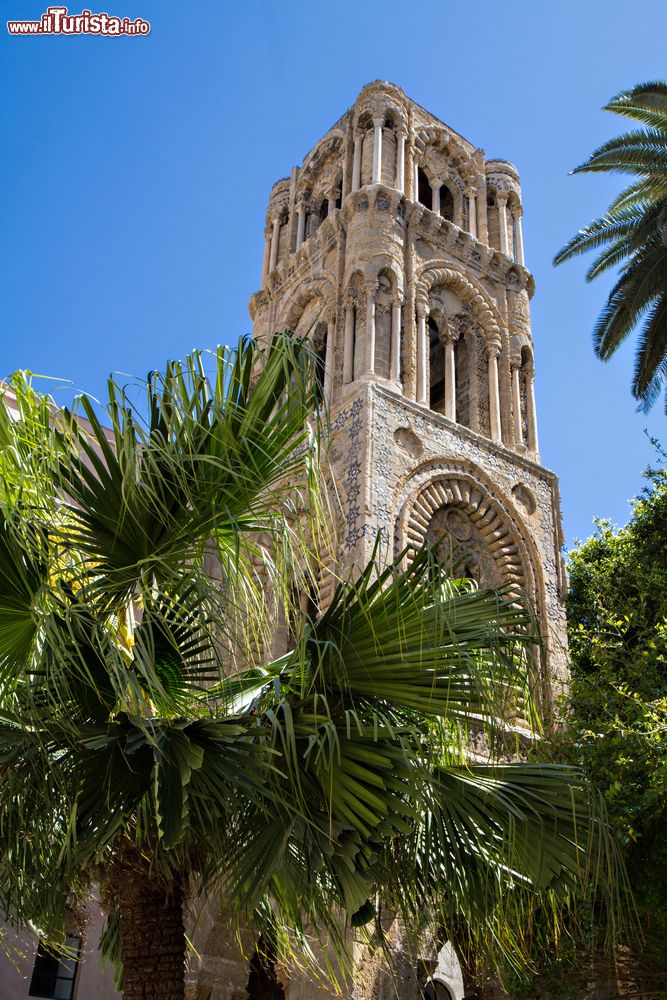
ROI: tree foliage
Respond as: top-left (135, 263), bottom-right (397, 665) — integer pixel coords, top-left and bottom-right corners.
top-left (0, 339), bottom-right (624, 998)
top-left (565, 460), bottom-right (667, 933)
top-left (520, 457), bottom-right (667, 997)
top-left (554, 82), bottom-right (667, 412)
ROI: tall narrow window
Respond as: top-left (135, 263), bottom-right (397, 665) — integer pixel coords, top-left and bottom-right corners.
top-left (246, 938), bottom-right (285, 1000)
top-left (429, 318), bottom-right (445, 411)
top-left (313, 323), bottom-right (327, 404)
top-left (418, 168), bottom-right (433, 210)
top-left (29, 936), bottom-right (81, 1000)
top-left (440, 184), bottom-right (454, 222)
top-left (454, 335), bottom-right (470, 427)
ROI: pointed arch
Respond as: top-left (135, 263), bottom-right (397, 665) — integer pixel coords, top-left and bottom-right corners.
top-left (416, 265), bottom-right (503, 350)
top-left (278, 276), bottom-right (335, 331)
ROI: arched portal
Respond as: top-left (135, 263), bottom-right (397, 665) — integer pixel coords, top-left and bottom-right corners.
top-left (398, 474), bottom-right (534, 601)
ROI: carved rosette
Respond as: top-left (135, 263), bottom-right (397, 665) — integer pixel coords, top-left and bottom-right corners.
top-left (398, 475), bottom-right (532, 598)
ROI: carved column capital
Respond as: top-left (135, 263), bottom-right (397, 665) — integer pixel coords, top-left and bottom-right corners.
top-left (372, 113), bottom-right (385, 129)
top-left (485, 341), bottom-right (501, 361)
top-left (495, 192), bottom-right (509, 208)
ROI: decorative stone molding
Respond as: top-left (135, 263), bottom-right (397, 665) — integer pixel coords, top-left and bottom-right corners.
top-left (416, 265), bottom-right (503, 350)
top-left (396, 472), bottom-right (533, 598)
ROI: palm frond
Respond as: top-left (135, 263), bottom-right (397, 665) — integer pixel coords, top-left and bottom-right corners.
top-left (604, 81), bottom-right (667, 130)
top-left (592, 236), bottom-right (667, 360)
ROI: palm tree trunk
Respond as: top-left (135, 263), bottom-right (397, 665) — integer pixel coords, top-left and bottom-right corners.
top-left (110, 861), bottom-right (186, 1000)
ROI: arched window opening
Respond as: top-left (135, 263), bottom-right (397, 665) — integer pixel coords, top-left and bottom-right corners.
top-left (375, 270), bottom-right (394, 379)
top-left (454, 335), bottom-right (470, 428)
top-left (349, 272), bottom-right (366, 381)
top-left (429, 317), bottom-right (445, 412)
top-left (276, 214), bottom-right (288, 263)
top-left (246, 938), bottom-right (285, 1000)
top-left (334, 182), bottom-right (343, 210)
top-left (319, 199), bottom-right (329, 224)
top-left (358, 114), bottom-right (374, 187)
top-left (422, 981), bottom-right (454, 1000)
top-left (418, 168), bottom-right (433, 210)
top-left (519, 345), bottom-right (531, 443)
top-left (303, 210), bottom-right (313, 243)
top-left (440, 184), bottom-right (455, 222)
top-left (312, 322), bottom-right (327, 404)
top-left (485, 190), bottom-right (500, 253)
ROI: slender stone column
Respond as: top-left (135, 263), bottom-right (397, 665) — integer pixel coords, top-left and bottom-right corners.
top-left (324, 315), bottom-right (335, 406)
top-left (514, 207), bottom-right (525, 265)
top-left (431, 182), bottom-right (441, 216)
top-left (343, 302), bottom-right (355, 384)
top-left (260, 228), bottom-right (271, 288)
top-left (444, 333), bottom-right (457, 422)
top-left (269, 217), bottom-right (281, 272)
top-left (496, 193), bottom-right (509, 255)
top-left (372, 115), bottom-right (384, 184)
top-left (351, 134), bottom-right (362, 192)
top-left (416, 304), bottom-right (428, 405)
top-left (365, 283), bottom-right (377, 376)
top-left (477, 177), bottom-right (489, 244)
top-left (525, 365), bottom-right (539, 453)
top-left (511, 360), bottom-right (524, 446)
top-left (295, 204), bottom-right (307, 251)
top-left (328, 190), bottom-right (337, 216)
top-left (486, 344), bottom-right (502, 443)
top-left (395, 129), bottom-right (406, 193)
top-left (466, 188), bottom-right (477, 239)
top-left (390, 297), bottom-right (403, 382)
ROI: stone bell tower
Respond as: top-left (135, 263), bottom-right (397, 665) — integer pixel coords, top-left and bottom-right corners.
top-left (249, 80), bottom-right (568, 691)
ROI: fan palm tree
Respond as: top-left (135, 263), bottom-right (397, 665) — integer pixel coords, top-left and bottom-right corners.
top-left (553, 81), bottom-right (667, 412)
top-left (0, 336), bottom-right (623, 1000)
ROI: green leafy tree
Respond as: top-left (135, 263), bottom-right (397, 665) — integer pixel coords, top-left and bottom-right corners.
top-left (566, 462), bottom-right (667, 926)
top-left (0, 337), bottom-right (621, 1000)
top-left (554, 82), bottom-right (667, 412)
top-left (529, 459), bottom-right (667, 996)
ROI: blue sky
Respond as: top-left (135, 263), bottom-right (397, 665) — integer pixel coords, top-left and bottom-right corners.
top-left (1, 0), bottom-right (665, 546)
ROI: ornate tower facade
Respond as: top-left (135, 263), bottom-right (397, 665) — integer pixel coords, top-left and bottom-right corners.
top-left (250, 81), bottom-right (568, 689)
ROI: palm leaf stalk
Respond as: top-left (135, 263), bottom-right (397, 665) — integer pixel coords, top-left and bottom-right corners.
top-left (553, 81), bottom-right (667, 411)
top-left (0, 338), bottom-right (626, 1000)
